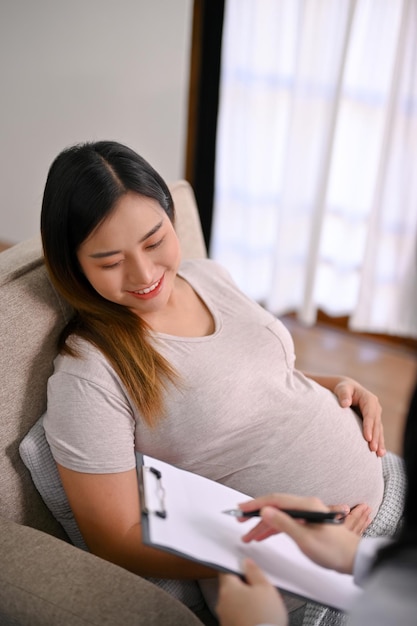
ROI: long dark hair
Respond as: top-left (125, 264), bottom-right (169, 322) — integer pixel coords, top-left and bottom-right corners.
top-left (41, 141), bottom-right (178, 426)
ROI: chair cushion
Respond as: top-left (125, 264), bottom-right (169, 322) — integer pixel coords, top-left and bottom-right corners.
top-left (19, 416), bottom-right (88, 550)
top-left (0, 516), bottom-right (205, 626)
top-left (19, 417), bottom-right (205, 611)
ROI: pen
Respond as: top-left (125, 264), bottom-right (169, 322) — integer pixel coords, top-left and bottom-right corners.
top-left (222, 508), bottom-right (347, 524)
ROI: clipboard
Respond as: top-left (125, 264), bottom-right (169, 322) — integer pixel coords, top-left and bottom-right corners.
top-left (137, 452), bottom-right (362, 612)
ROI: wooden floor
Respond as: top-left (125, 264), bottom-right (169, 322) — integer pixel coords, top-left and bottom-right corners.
top-left (282, 315), bottom-right (417, 456)
top-left (0, 241), bottom-right (12, 252)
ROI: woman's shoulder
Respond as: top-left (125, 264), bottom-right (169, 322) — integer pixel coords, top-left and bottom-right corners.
top-left (57, 334), bottom-right (102, 363)
top-left (53, 336), bottom-right (122, 390)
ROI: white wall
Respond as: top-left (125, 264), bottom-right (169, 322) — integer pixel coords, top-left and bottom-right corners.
top-left (0, 0), bottom-right (193, 243)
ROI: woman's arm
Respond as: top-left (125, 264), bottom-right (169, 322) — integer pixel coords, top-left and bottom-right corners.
top-left (303, 373), bottom-right (386, 456)
top-left (57, 463), bottom-right (215, 579)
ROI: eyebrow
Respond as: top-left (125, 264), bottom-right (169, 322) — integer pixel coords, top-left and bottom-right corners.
top-left (88, 220), bottom-right (163, 258)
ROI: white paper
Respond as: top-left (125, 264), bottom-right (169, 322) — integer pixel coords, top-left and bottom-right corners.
top-left (139, 454), bottom-right (362, 612)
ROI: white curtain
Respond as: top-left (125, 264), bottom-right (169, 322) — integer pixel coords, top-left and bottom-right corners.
top-left (212, 0), bottom-right (417, 337)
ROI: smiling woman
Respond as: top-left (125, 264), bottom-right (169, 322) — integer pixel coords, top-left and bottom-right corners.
top-left (40, 140), bottom-right (405, 624)
top-left (41, 142), bottom-right (181, 427)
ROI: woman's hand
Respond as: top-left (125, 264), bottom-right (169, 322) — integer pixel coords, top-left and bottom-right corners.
top-left (333, 377), bottom-right (385, 456)
top-left (236, 493), bottom-right (362, 574)
top-left (336, 502), bottom-right (371, 535)
top-left (217, 558), bottom-right (288, 626)
top-left (305, 373), bottom-right (386, 456)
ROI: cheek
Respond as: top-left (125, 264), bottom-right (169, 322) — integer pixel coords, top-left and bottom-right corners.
top-left (168, 236), bottom-right (182, 267)
top-left (77, 254), bottom-right (115, 294)
top-left (82, 268), bottom-right (116, 296)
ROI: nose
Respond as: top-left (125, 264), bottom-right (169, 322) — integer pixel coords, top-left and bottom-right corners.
top-left (126, 252), bottom-right (154, 287)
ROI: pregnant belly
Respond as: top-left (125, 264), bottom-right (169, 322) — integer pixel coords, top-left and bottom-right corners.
top-left (218, 406), bottom-right (385, 520)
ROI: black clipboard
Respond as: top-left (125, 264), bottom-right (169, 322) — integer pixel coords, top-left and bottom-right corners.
top-left (136, 452), bottom-right (362, 612)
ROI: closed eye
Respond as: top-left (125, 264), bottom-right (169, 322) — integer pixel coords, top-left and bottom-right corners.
top-left (102, 260), bottom-right (123, 269)
top-left (146, 237), bottom-right (164, 250)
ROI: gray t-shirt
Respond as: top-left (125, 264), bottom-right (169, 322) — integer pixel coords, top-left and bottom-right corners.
top-left (44, 259), bottom-right (384, 517)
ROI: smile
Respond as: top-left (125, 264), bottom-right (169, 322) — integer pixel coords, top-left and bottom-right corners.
top-left (127, 275), bottom-right (164, 300)
top-left (133, 278), bottom-right (161, 295)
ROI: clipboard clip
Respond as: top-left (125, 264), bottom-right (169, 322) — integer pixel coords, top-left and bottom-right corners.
top-left (141, 465), bottom-right (167, 519)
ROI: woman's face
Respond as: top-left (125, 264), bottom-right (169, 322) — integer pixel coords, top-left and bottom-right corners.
top-left (77, 191), bottom-right (181, 322)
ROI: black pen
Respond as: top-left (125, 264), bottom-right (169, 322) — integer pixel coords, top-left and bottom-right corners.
top-left (222, 508), bottom-right (347, 524)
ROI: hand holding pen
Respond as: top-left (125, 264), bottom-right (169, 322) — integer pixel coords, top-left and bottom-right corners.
top-left (223, 508), bottom-right (347, 523)
top-left (223, 493), bottom-right (368, 574)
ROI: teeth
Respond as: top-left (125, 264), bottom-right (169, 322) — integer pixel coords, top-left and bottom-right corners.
top-left (135, 279), bottom-right (160, 295)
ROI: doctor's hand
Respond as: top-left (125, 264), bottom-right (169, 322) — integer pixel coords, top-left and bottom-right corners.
top-left (236, 493), bottom-right (362, 575)
top-left (217, 558), bottom-right (287, 626)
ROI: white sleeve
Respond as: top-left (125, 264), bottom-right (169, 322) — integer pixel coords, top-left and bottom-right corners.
top-left (353, 537), bottom-right (392, 586)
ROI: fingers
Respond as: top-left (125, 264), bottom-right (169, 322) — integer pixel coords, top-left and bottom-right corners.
top-left (377, 429), bottom-right (386, 456)
top-left (238, 494), bottom-right (328, 543)
top-left (328, 503), bottom-right (371, 535)
top-left (333, 379), bottom-right (355, 408)
top-left (236, 494), bottom-right (371, 545)
top-left (217, 560), bottom-right (276, 595)
top-left (368, 419), bottom-right (385, 456)
top-left (336, 378), bottom-right (386, 457)
top-left (259, 507), bottom-right (304, 539)
top-left (217, 560), bottom-right (288, 626)
top-left (242, 505), bottom-right (315, 545)
top-left (218, 571), bottom-right (244, 590)
top-left (343, 503), bottom-right (371, 535)
top-left (242, 557), bottom-right (271, 585)
top-left (328, 503), bottom-right (350, 515)
top-left (242, 506), bottom-right (325, 557)
top-left (238, 493), bottom-right (327, 515)
top-left (362, 404), bottom-right (386, 456)
top-left (242, 522), bottom-right (277, 543)
top-left (258, 507), bottom-right (360, 574)
top-left (233, 502), bottom-right (362, 575)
